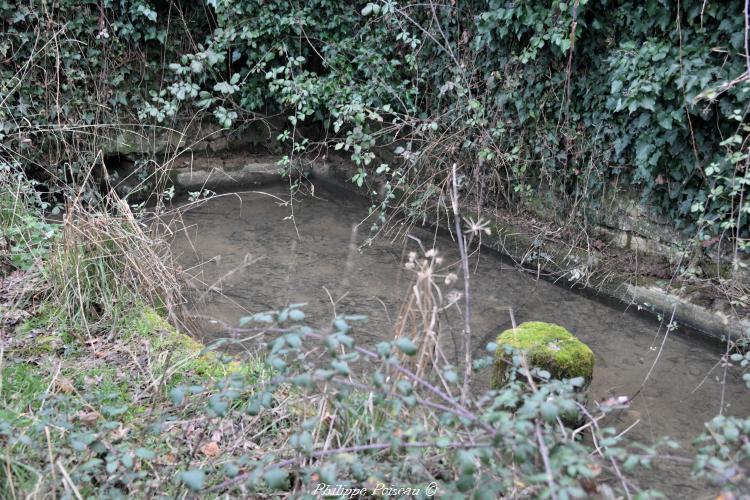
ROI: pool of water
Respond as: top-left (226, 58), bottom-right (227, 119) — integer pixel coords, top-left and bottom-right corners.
top-left (168, 184), bottom-right (748, 498)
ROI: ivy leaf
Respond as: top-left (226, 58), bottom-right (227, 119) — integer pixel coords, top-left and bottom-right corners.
top-left (443, 370), bottom-right (458, 384)
top-left (102, 405), bottom-right (128, 417)
top-left (224, 462), bottom-right (240, 478)
top-left (638, 97), bottom-right (656, 112)
top-left (208, 395), bottom-right (229, 417)
top-left (456, 450), bottom-right (477, 474)
top-left (288, 309), bottom-right (305, 321)
top-left (540, 402), bottom-right (558, 422)
top-left (331, 360), bottom-right (350, 375)
top-left (246, 399), bottom-right (261, 416)
top-left (436, 436), bottom-right (451, 448)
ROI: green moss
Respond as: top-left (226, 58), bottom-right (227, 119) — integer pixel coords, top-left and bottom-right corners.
top-left (122, 305), bottom-right (254, 384)
top-left (494, 322), bottom-right (594, 386)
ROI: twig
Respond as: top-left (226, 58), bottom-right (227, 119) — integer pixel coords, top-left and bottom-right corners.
top-left (56, 460), bottom-right (83, 500)
top-left (450, 164), bottom-right (473, 405)
top-left (631, 305), bottom-right (677, 402)
top-left (0, 340), bottom-right (4, 398)
top-left (535, 422), bottom-right (559, 500)
top-left (39, 362), bottom-right (62, 413)
top-left (45, 427), bottom-right (57, 500)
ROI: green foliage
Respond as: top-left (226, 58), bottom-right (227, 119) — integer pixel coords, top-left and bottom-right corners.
top-left (4, 0), bottom-right (748, 248)
top-left (1, 200), bottom-right (746, 498)
top-left (2, 2), bottom-right (750, 496)
top-left (693, 414), bottom-right (750, 493)
top-left (1, 165), bottom-right (59, 271)
top-left (157, 0), bottom-right (749, 247)
top-left (1, 299), bottom-right (271, 498)
top-left (0, 0), bottom-right (208, 187)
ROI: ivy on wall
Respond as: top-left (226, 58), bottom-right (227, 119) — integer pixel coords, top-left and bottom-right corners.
top-left (2, 0), bottom-right (749, 252)
top-left (127, 0), bottom-right (750, 252)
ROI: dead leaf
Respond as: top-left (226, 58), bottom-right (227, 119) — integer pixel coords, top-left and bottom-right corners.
top-left (74, 411), bottom-right (101, 426)
top-left (56, 378), bottom-right (75, 394)
top-left (199, 441), bottom-right (221, 458)
top-left (112, 426), bottom-right (129, 441)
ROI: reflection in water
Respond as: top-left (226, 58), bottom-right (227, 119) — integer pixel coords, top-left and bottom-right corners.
top-left (169, 184), bottom-right (747, 497)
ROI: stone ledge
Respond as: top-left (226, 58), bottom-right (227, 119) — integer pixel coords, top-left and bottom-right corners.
top-left (169, 154), bottom-right (292, 192)
top-left (307, 159), bottom-right (749, 342)
top-left (625, 284), bottom-right (750, 341)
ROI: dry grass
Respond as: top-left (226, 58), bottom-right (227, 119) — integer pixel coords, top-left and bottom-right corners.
top-left (43, 194), bottom-right (184, 336)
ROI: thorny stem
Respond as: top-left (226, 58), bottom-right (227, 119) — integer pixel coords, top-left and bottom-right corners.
top-left (450, 163), bottom-right (473, 406)
top-left (228, 324), bottom-right (491, 432)
top-left (577, 404), bottom-right (635, 500)
top-left (535, 422), bottom-right (559, 500)
top-left (273, 374), bottom-right (487, 432)
top-left (222, 303), bottom-right (627, 497)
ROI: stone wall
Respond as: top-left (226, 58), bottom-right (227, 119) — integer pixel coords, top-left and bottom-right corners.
top-left (101, 128), bottom-right (749, 341)
top-left (308, 158), bottom-right (750, 341)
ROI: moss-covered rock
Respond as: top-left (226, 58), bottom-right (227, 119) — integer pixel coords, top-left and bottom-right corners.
top-left (493, 321), bottom-right (594, 387)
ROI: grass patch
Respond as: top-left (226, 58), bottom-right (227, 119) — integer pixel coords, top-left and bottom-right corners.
top-left (0, 171), bottom-right (302, 498)
top-left (1, 300), bottom-right (276, 497)
top-left (1, 182), bottom-right (284, 497)
top-left (0, 363), bottom-right (48, 423)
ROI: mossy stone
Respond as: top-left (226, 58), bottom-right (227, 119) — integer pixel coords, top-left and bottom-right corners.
top-left (493, 322), bottom-right (594, 387)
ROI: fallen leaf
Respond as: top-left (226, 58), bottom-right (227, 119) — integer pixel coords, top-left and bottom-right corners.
top-left (716, 492), bottom-right (736, 500)
top-left (56, 378), bottom-right (75, 394)
top-left (112, 426), bottom-right (129, 441)
top-left (74, 411), bottom-right (101, 426)
top-left (199, 441), bottom-right (221, 458)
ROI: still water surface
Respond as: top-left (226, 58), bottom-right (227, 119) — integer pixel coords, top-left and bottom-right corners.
top-left (170, 184), bottom-right (748, 498)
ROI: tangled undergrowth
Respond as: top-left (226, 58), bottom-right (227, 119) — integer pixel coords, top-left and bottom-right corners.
top-left (2, 170), bottom-right (750, 498)
top-left (1, 2), bottom-right (750, 495)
